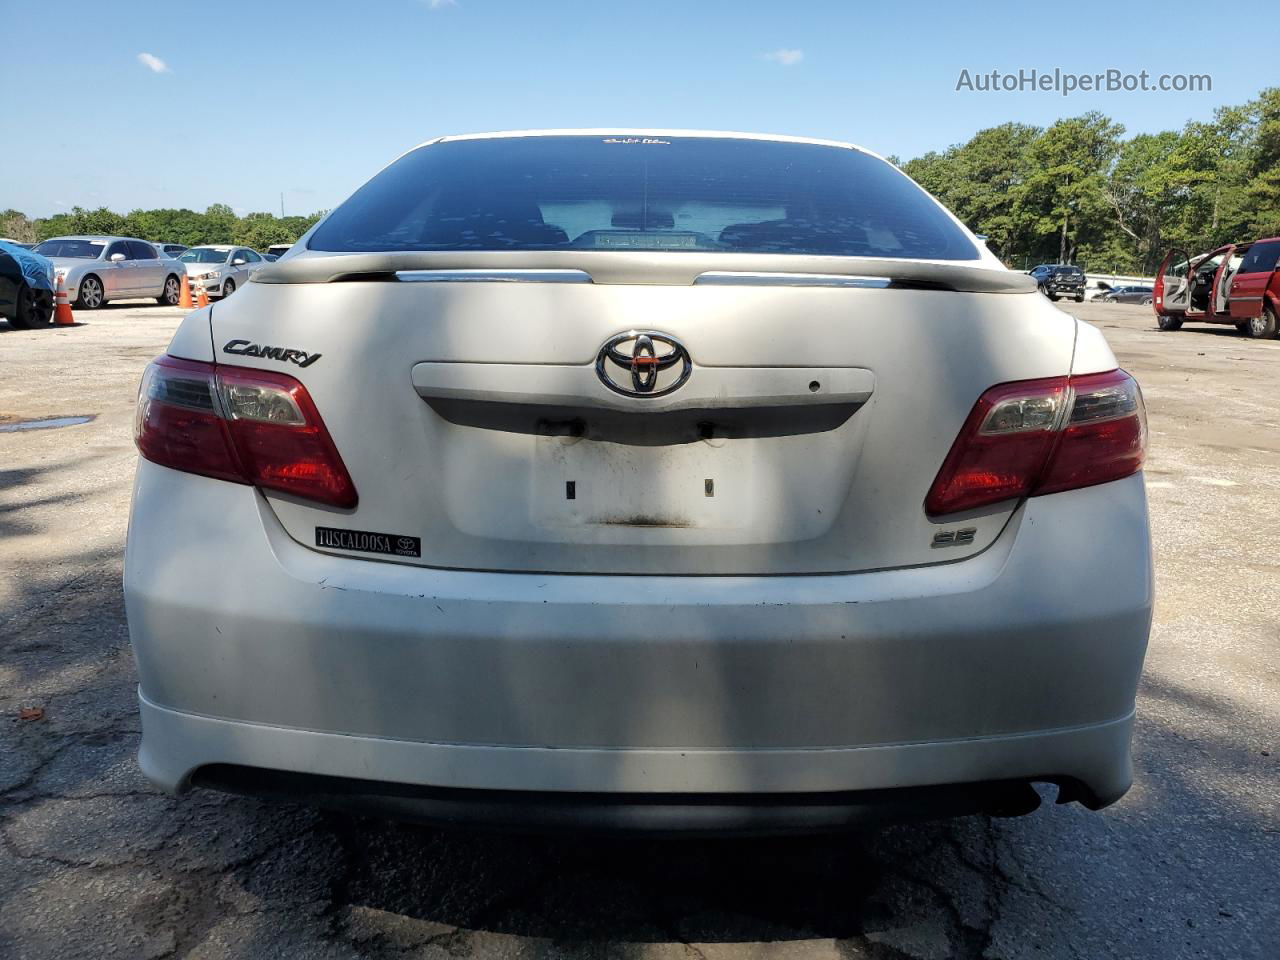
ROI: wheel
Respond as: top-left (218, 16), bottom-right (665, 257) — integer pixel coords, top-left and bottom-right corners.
top-left (10, 283), bottom-right (54, 328)
top-left (1074, 292), bottom-right (1084, 302)
top-left (221, 278), bottom-right (236, 298)
top-left (1101, 296), bottom-right (1116, 303)
top-left (1246, 303), bottom-right (1278, 339)
top-left (1235, 321), bottom-right (1251, 334)
top-left (1157, 313), bottom-right (1183, 331)
top-left (25, 285), bottom-right (52, 327)
top-left (157, 274), bottom-right (181, 306)
top-left (1141, 296), bottom-right (1153, 306)
top-left (75, 274), bottom-right (104, 309)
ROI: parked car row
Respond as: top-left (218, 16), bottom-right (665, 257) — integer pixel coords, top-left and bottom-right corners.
top-left (18, 236), bottom-right (287, 310)
top-left (1154, 237), bottom-right (1280, 339)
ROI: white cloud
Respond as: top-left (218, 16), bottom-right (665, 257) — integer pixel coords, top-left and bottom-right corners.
top-left (763, 48), bottom-right (804, 66)
top-left (137, 52), bottom-right (170, 74)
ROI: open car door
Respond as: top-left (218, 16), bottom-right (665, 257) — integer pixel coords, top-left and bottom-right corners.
top-left (1208, 245), bottom-right (1238, 318)
top-left (1154, 249), bottom-right (1191, 315)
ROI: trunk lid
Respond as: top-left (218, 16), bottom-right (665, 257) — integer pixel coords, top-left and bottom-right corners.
top-left (206, 270), bottom-right (1074, 575)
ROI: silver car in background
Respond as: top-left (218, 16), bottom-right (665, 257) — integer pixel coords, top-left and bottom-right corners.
top-left (127, 131), bottom-right (1153, 832)
top-left (32, 236), bottom-right (185, 308)
top-left (178, 245), bottom-right (266, 298)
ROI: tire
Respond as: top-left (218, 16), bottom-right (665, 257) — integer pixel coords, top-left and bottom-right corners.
top-left (157, 274), bottom-right (181, 306)
top-left (1157, 313), bottom-right (1183, 331)
top-left (75, 274), bottom-right (105, 310)
top-left (1074, 292), bottom-right (1084, 302)
top-left (221, 278), bottom-right (236, 298)
top-left (1246, 303), bottom-right (1278, 340)
top-left (1141, 297), bottom-right (1153, 306)
top-left (9, 283), bottom-right (54, 329)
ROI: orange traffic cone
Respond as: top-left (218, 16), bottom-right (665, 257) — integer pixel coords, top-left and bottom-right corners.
top-left (53, 276), bottom-right (75, 326)
top-left (195, 277), bottom-right (209, 309)
top-left (178, 273), bottom-right (193, 309)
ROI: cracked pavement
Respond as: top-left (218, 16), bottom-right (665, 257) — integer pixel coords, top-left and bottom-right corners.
top-left (1, 301), bottom-right (1277, 959)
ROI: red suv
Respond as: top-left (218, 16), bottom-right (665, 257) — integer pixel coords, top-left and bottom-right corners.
top-left (1154, 238), bottom-right (1280, 338)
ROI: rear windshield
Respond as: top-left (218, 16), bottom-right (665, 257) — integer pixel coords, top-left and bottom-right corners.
top-left (33, 239), bottom-right (104, 259)
top-left (308, 136), bottom-right (978, 260)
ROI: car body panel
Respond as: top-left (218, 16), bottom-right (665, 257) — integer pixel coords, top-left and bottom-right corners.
top-left (1227, 238), bottom-right (1280, 320)
top-left (203, 277), bottom-right (1078, 576)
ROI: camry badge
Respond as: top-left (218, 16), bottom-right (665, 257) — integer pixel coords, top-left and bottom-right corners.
top-left (595, 331), bottom-right (691, 398)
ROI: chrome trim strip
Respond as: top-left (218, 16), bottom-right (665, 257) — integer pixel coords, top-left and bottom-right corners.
top-left (1230, 295), bottom-right (1264, 302)
top-left (395, 269), bottom-right (593, 284)
top-left (694, 272), bottom-right (893, 288)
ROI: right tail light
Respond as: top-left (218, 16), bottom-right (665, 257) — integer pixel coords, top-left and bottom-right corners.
top-left (925, 369), bottom-right (1146, 516)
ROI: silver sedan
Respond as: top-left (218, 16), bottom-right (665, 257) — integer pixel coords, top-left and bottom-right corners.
top-left (177, 245), bottom-right (267, 299)
top-left (31, 236), bottom-right (184, 308)
top-left (126, 130), bottom-right (1154, 833)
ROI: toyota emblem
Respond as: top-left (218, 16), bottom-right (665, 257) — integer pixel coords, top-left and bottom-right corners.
top-left (596, 331), bottom-right (692, 398)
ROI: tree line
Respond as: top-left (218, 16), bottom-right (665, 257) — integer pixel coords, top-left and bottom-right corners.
top-left (0, 204), bottom-right (326, 253)
top-left (4, 87), bottom-right (1278, 273)
top-left (896, 87), bottom-right (1280, 274)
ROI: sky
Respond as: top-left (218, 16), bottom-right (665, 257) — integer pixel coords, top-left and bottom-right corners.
top-left (0, 0), bottom-right (1265, 220)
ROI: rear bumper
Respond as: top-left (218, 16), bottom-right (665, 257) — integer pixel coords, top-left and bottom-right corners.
top-left (142, 695), bottom-right (1134, 827)
top-left (125, 463), bottom-right (1152, 815)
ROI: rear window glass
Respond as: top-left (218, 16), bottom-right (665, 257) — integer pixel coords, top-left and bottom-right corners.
top-left (308, 136), bottom-right (978, 260)
top-left (1237, 241), bottom-right (1280, 275)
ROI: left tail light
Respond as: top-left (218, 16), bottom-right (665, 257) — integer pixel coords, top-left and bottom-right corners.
top-left (135, 356), bottom-right (357, 509)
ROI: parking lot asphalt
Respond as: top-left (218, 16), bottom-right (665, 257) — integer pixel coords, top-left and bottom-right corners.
top-left (1, 299), bottom-right (1277, 960)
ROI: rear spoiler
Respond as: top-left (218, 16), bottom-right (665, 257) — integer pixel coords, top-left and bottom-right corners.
top-left (253, 251), bottom-right (1037, 293)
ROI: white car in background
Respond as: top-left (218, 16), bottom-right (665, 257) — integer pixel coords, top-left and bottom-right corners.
top-left (127, 130), bottom-right (1153, 832)
top-left (178, 245), bottom-right (267, 299)
top-left (32, 236), bottom-right (184, 308)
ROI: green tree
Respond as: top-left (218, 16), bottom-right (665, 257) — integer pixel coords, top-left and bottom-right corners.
top-left (0, 209), bottom-right (37, 242)
top-left (1017, 112), bottom-right (1124, 265)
